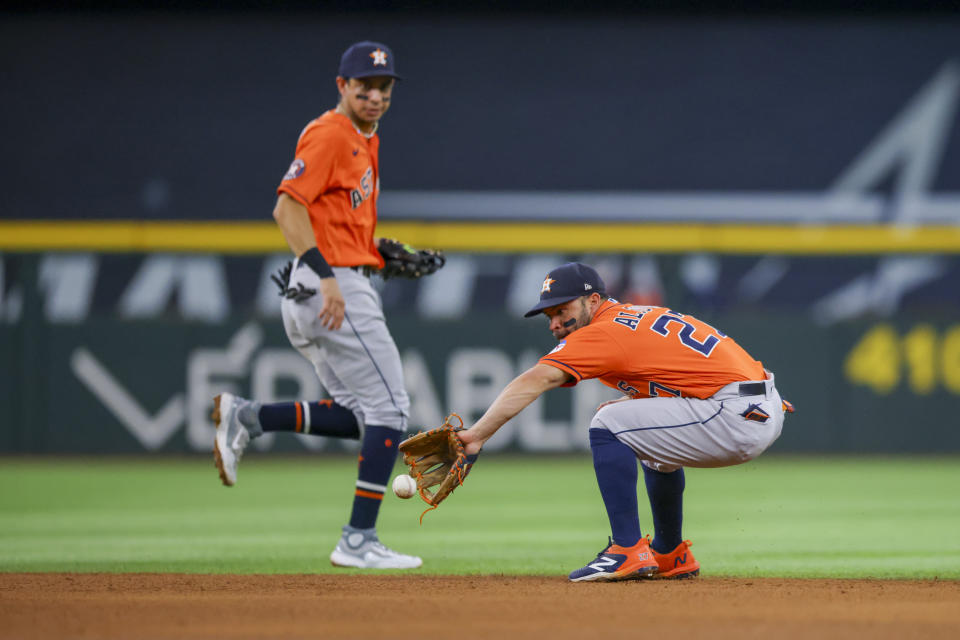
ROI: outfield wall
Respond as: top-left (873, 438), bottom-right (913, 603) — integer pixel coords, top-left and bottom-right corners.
top-left (2, 14), bottom-right (959, 453)
top-left (2, 250), bottom-right (959, 454)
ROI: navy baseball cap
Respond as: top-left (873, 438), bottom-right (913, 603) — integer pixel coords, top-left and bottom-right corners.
top-left (524, 263), bottom-right (606, 318)
top-left (338, 41), bottom-right (402, 79)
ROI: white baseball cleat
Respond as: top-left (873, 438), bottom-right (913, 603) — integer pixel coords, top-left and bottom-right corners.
top-left (212, 392), bottom-right (251, 487)
top-left (330, 525), bottom-right (423, 569)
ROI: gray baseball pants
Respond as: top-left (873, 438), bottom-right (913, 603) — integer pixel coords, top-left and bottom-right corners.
top-left (591, 373), bottom-right (784, 472)
top-left (281, 263), bottom-right (410, 433)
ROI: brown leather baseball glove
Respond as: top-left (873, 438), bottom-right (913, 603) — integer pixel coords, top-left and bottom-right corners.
top-left (398, 414), bottom-right (479, 522)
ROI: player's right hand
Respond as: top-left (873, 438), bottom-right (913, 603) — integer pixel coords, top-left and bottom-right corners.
top-left (317, 277), bottom-right (345, 330)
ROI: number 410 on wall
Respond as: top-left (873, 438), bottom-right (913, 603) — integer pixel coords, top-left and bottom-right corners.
top-left (844, 324), bottom-right (960, 395)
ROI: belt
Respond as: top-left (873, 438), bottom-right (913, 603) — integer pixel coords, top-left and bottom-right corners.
top-left (349, 265), bottom-right (375, 276)
top-left (738, 382), bottom-right (767, 397)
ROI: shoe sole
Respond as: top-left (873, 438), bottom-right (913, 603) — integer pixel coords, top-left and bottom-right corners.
top-left (330, 551), bottom-right (423, 570)
top-left (570, 565), bottom-right (659, 582)
top-left (656, 567), bottom-right (700, 580)
top-left (211, 394), bottom-right (234, 487)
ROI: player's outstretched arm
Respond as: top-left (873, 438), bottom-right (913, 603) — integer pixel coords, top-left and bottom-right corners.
top-left (458, 364), bottom-right (569, 455)
top-left (272, 194), bottom-right (345, 330)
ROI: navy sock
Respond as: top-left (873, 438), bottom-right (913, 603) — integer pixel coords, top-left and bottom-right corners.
top-left (642, 465), bottom-right (685, 554)
top-left (589, 428), bottom-right (641, 548)
top-left (257, 400), bottom-right (359, 439)
top-left (348, 424), bottom-right (402, 530)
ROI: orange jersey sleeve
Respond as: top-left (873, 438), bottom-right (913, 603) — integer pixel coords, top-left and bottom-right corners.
top-left (539, 301), bottom-right (765, 399)
top-left (277, 111), bottom-right (384, 268)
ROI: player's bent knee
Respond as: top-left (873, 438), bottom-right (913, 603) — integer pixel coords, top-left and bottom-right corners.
top-left (356, 391), bottom-right (409, 433)
top-left (589, 408), bottom-right (616, 431)
top-left (358, 407), bottom-right (407, 432)
top-left (588, 427), bottom-right (618, 449)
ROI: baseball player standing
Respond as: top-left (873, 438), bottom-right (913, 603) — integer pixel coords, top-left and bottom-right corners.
top-left (456, 262), bottom-right (792, 581)
top-left (212, 41), bottom-right (421, 569)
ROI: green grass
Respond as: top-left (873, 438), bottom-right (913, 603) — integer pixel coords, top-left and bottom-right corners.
top-left (1, 455), bottom-right (958, 578)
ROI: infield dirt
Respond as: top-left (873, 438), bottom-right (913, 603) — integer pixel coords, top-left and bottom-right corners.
top-left (1, 573), bottom-right (958, 639)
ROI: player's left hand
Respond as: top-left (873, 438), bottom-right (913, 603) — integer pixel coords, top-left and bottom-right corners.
top-left (376, 238), bottom-right (446, 279)
top-left (455, 428), bottom-right (484, 456)
top-left (398, 414), bottom-right (479, 521)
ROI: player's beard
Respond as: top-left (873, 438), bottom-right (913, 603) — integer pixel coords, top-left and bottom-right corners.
top-left (552, 300), bottom-right (591, 340)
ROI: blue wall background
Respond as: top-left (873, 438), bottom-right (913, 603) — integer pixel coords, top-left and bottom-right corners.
top-left (2, 12), bottom-right (958, 221)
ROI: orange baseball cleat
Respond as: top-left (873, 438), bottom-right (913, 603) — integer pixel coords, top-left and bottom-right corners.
top-left (651, 540), bottom-right (700, 579)
top-left (568, 536), bottom-right (659, 582)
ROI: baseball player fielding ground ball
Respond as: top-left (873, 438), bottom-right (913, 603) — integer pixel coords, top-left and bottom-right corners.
top-left (212, 41), bottom-right (444, 570)
top-left (454, 262), bottom-right (793, 581)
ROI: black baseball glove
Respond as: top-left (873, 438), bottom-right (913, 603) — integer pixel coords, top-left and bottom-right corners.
top-left (377, 238), bottom-right (446, 280)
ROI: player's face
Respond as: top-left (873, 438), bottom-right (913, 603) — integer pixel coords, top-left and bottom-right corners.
top-left (337, 76), bottom-right (394, 131)
top-left (544, 297), bottom-right (593, 340)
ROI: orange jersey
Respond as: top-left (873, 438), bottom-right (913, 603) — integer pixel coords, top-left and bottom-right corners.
top-left (539, 301), bottom-right (765, 399)
top-left (277, 110), bottom-right (384, 268)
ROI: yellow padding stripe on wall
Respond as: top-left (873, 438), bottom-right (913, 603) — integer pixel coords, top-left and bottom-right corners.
top-left (2, 221), bottom-right (960, 253)
top-left (0, 221), bottom-right (286, 253)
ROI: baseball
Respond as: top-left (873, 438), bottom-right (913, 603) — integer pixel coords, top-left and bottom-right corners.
top-left (392, 474), bottom-right (417, 499)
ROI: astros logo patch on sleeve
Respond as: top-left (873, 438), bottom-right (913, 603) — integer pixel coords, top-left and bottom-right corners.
top-left (283, 159), bottom-right (305, 180)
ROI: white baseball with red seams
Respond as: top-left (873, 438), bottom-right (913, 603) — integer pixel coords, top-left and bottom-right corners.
top-left (392, 474), bottom-right (417, 499)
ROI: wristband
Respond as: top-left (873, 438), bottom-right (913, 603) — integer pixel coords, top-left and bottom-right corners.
top-left (299, 247), bottom-right (334, 279)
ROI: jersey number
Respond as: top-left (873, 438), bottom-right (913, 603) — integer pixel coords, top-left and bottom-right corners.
top-left (617, 380), bottom-right (681, 398)
top-left (650, 310), bottom-right (725, 357)
top-left (617, 380), bottom-right (641, 396)
top-left (649, 382), bottom-right (681, 397)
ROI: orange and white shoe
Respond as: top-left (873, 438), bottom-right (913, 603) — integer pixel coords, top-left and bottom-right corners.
top-left (568, 536), bottom-right (659, 582)
top-left (651, 540), bottom-right (700, 579)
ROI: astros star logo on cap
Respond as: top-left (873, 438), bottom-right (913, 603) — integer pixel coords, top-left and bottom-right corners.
top-left (370, 48), bottom-right (388, 66)
top-left (541, 277), bottom-right (556, 293)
